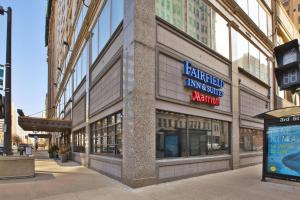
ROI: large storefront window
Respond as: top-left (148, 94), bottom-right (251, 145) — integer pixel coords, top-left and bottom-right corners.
top-left (91, 0), bottom-right (124, 63)
top-left (240, 128), bottom-right (263, 152)
top-left (90, 112), bottom-right (122, 157)
top-left (156, 0), bottom-right (229, 59)
top-left (232, 29), bottom-right (269, 84)
top-left (156, 110), bottom-right (230, 159)
top-left (73, 128), bottom-right (86, 153)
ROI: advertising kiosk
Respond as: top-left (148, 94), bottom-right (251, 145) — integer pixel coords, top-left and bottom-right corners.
top-left (259, 106), bottom-right (300, 182)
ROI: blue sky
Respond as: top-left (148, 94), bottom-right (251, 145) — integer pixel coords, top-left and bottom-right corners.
top-left (0, 0), bottom-right (47, 117)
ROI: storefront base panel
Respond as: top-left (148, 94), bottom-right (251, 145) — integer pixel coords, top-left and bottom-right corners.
top-left (240, 153), bottom-right (262, 167)
top-left (157, 156), bottom-right (231, 181)
top-left (89, 155), bottom-right (122, 179)
top-left (72, 152), bottom-right (87, 166)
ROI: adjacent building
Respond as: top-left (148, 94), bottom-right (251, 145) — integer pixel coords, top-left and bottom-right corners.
top-left (45, 0), bottom-right (300, 187)
top-left (282, 0), bottom-right (300, 32)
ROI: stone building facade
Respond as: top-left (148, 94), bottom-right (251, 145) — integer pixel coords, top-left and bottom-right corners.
top-left (45, 0), bottom-right (300, 187)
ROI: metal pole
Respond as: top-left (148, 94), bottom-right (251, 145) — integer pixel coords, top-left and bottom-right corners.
top-left (4, 7), bottom-right (12, 155)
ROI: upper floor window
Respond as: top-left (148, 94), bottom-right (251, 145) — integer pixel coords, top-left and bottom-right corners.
top-left (232, 29), bottom-right (269, 84)
top-left (156, 0), bottom-right (185, 31)
top-left (235, 0), bottom-right (272, 39)
top-left (64, 75), bottom-right (72, 105)
top-left (90, 111), bottom-right (122, 157)
top-left (91, 0), bottom-right (124, 63)
top-left (156, 0), bottom-right (229, 59)
top-left (74, 43), bottom-right (88, 90)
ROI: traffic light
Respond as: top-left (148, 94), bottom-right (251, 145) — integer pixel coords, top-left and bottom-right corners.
top-left (0, 94), bottom-right (4, 119)
top-left (274, 39), bottom-right (300, 91)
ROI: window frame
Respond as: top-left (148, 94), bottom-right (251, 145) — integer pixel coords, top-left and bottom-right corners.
top-left (156, 110), bottom-right (231, 159)
top-left (156, 0), bottom-right (230, 59)
top-left (90, 111), bottom-right (123, 157)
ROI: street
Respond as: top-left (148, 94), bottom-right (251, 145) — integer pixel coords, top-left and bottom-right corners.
top-left (0, 151), bottom-right (299, 200)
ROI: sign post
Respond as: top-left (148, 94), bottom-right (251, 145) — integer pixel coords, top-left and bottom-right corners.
top-left (0, 64), bottom-right (4, 90)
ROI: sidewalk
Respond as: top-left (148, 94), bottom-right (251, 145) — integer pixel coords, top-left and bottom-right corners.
top-left (0, 154), bottom-right (300, 200)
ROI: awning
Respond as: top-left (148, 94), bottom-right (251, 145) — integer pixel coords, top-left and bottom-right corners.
top-left (18, 116), bottom-right (71, 132)
top-left (256, 106), bottom-right (300, 119)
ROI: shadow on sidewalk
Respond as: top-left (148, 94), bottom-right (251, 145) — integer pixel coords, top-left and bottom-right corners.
top-left (0, 172), bottom-right (55, 184)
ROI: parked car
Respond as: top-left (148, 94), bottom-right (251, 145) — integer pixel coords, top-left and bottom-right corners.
top-left (207, 143), bottom-right (221, 150)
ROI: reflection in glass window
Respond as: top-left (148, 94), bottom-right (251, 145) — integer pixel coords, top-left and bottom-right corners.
top-left (232, 30), bottom-right (249, 71)
top-left (99, 1), bottom-right (111, 52)
top-left (249, 43), bottom-right (260, 78)
top-left (235, 0), bottom-right (272, 39)
top-left (249, 0), bottom-right (259, 26)
top-left (156, 111), bottom-right (188, 158)
top-left (260, 53), bottom-right (269, 83)
top-left (112, 0), bottom-right (124, 32)
top-left (156, 110), bottom-right (230, 159)
top-left (187, 0), bottom-right (211, 45)
top-left (73, 128), bottom-right (86, 153)
top-left (74, 43), bottom-right (88, 90)
top-left (90, 111), bottom-right (122, 157)
top-left (91, 0), bottom-right (124, 63)
top-left (211, 10), bottom-right (229, 59)
top-left (240, 128), bottom-right (263, 152)
top-left (157, 0), bottom-right (229, 58)
top-left (156, 0), bottom-right (185, 31)
top-left (92, 22), bottom-right (99, 62)
top-left (232, 30), bottom-right (269, 84)
top-left (64, 76), bottom-right (72, 104)
top-left (259, 6), bottom-right (267, 35)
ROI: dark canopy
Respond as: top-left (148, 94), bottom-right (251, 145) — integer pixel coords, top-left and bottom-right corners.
top-left (18, 116), bottom-right (71, 132)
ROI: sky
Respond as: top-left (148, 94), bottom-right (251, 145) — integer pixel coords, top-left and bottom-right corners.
top-left (0, 0), bottom-right (47, 117)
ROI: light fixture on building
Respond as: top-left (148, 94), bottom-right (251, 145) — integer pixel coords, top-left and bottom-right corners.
top-left (17, 109), bottom-right (25, 117)
top-left (83, 0), bottom-right (89, 8)
top-left (53, 82), bottom-right (57, 87)
top-left (57, 67), bottom-right (62, 72)
top-left (63, 41), bottom-right (73, 52)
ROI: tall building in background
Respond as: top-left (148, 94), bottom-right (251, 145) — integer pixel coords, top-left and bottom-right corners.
top-left (42, 0), bottom-right (300, 187)
top-left (281, 0), bottom-right (300, 32)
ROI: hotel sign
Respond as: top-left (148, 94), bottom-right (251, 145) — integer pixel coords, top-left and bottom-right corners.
top-left (183, 61), bottom-right (224, 106)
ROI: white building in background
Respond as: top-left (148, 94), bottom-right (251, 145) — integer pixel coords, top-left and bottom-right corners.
top-left (12, 102), bottom-right (27, 143)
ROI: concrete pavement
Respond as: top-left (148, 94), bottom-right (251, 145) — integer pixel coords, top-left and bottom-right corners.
top-left (0, 152), bottom-right (300, 200)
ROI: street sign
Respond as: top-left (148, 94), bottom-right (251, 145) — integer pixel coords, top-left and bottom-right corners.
top-left (274, 39), bottom-right (300, 91)
top-left (0, 65), bottom-right (4, 90)
top-left (25, 145), bottom-right (32, 155)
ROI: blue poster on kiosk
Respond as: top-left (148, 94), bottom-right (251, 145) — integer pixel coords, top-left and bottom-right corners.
top-left (267, 125), bottom-right (300, 176)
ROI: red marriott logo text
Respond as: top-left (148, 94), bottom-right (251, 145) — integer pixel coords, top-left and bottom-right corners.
top-left (191, 90), bottom-right (220, 106)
